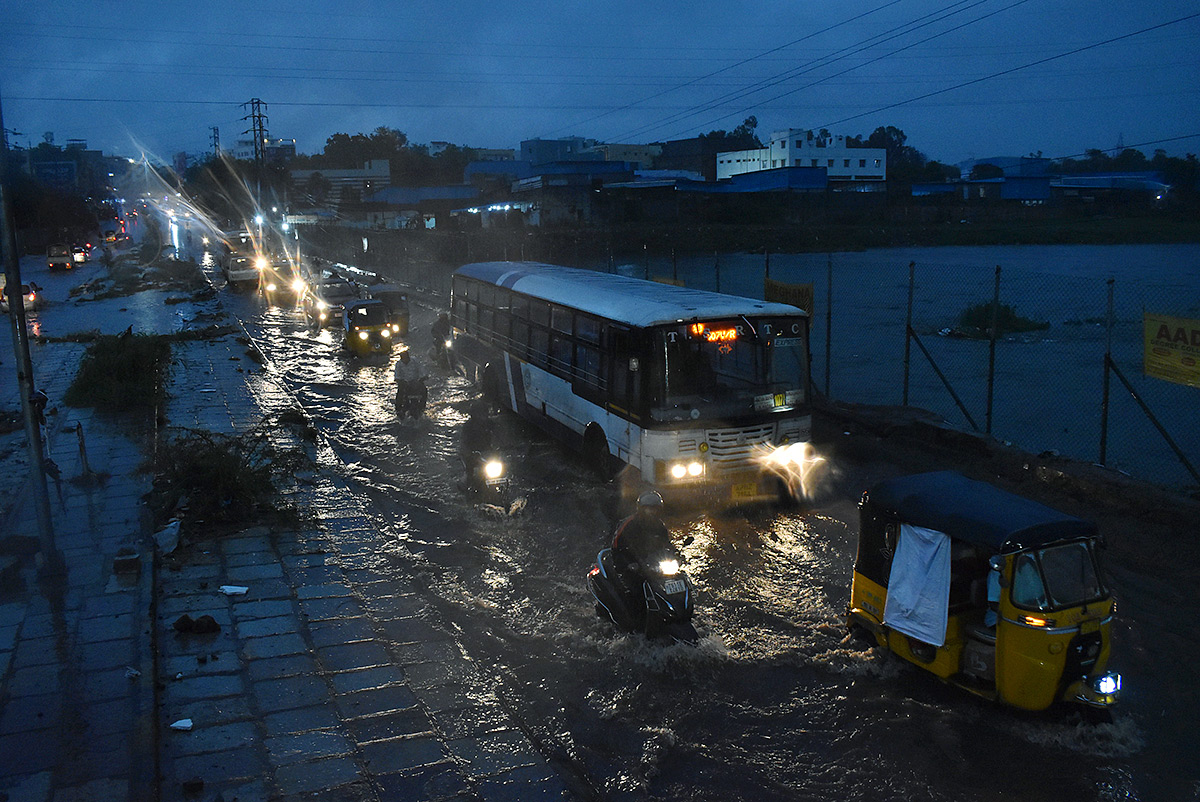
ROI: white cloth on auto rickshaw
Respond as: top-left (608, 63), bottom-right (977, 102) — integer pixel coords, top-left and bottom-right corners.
top-left (883, 524), bottom-right (951, 647)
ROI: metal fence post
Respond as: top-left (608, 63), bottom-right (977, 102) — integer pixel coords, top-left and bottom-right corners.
top-left (903, 261), bottom-right (915, 406)
top-left (1099, 277), bottom-right (1115, 465)
top-left (825, 253), bottom-right (832, 398)
top-left (986, 265), bottom-right (1001, 435)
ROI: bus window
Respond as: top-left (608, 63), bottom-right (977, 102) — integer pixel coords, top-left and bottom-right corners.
top-left (769, 337), bottom-right (808, 400)
top-left (530, 299), bottom-right (550, 327)
top-left (550, 335), bottom-right (572, 374)
top-left (577, 316), bottom-right (601, 344)
top-left (512, 320), bottom-right (530, 358)
top-left (578, 345), bottom-right (602, 388)
top-left (479, 308), bottom-right (494, 339)
top-left (551, 306), bottom-right (573, 334)
top-left (466, 280), bottom-right (479, 302)
top-left (480, 284), bottom-right (495, 308)
top-left (530, 328), bottom-right (549, 369)
top-left (512, 295), bottom-right (529, 319)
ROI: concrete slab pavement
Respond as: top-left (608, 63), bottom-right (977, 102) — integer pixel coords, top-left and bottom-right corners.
top-left (2, 250), bottom-right (576, 800)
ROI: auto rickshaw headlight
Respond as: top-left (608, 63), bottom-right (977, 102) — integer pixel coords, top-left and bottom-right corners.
top-left (1093, 672), bottom-right (1121, 695)
top-left (358, 330), bottom-right (368, 341)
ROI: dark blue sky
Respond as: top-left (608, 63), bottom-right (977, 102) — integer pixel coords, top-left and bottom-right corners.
top-left (3, 1), bottom-right (1198, 167)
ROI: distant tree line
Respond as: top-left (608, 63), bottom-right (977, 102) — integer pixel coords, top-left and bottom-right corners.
top-left (291, 126), bottom-right (479, 187)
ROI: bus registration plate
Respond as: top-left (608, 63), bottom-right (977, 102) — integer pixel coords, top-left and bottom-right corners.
top-left (732, 482), bottom-right (758, 499)
top-left (664, 579), bottom-right (686, 595)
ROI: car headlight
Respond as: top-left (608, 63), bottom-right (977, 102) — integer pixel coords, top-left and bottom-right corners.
top-left (381, 328), bottom-right (391, 338)
top-left (658, 559), bottom-right (680, 576)
top-left (265, 282), bottom-right (277, 292)
top-left (358, 330), bottom-right (368, 340)
top-left (444, 339), bottom-right (453, 349)
top-left (318, 312), bottom-right (327, 321)
top-left (291, 279), bottom-right (305, 292)
top-left (255, 257), bottom-right (268, 270)
top-left (484, 460), bottom-right (504, 479)
top-left (317, 300), bottom-right (328, 310)
top-left (391, 324), bottom-right (400, 333)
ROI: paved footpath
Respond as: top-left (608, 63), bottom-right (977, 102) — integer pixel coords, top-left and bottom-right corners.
top-left (2, 266), bottom-right (574, 800)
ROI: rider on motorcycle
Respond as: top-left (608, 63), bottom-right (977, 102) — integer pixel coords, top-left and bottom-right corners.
top-left (459, 399), bottom-right (496, 484)
top-left (431, 313), bottom-right (452, 364)
top-left (394, 347), bottom-right (428, 413)
top-left (612, 491), bottom-right (674, 589)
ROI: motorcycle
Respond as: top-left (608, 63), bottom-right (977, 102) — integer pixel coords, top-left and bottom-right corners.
top-left (395, 379), bottom-right (427, 421)
top-left (587, 545), bottom-right (699, 644)
top-left (461, 450), bottom-right (511, 501)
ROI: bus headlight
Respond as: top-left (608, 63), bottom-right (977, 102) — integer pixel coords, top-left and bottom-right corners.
top-left (687, 462), bottom-right (703, 477)
top-left (671, 464), bottom-right (687, 479)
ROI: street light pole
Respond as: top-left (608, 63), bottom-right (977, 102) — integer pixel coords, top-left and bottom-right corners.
top-left (0, 88), bottom-right (59, 571)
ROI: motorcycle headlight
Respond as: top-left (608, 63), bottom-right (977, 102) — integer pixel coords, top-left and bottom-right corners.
top-left (658, 559), bottom-right (680, 576)
top-left (358, 330), bottom-right (368, 340)
top-left (484, 460), bottom-right (504, 479)
top-left (444, 339), bottom-right (453, 349)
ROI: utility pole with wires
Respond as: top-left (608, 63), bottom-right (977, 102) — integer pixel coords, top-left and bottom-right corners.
top-left (241, 98), bottom-right (268, 214)
top-left (0, 89), bottom-right (60, 573)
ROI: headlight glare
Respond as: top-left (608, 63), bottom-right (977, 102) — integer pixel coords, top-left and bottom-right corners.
top-left (658, 559), bottom-right (680, 576)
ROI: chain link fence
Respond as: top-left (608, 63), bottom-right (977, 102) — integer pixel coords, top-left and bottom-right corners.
top-left (773, 249), bottom-right (1200, 493)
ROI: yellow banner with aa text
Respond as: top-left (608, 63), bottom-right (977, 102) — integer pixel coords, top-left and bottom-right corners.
top-left (764, 277), bottom-right (814, 315)
top-left (1144, 313), bottom-right (1200, 388)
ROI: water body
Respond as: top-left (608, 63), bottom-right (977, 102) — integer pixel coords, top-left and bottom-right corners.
top-left (609, 244), bottom-right (1200, 491)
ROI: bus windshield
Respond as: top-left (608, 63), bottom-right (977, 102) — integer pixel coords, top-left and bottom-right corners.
top-left (661, 318), bottom-right (808, 415)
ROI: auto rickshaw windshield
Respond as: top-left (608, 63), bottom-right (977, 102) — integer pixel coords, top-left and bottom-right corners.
top-left (1011, 541), bottom-right (1105, 611)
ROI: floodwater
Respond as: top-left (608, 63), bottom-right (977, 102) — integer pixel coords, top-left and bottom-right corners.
top-left (183, 242), bottom-right (1200, 802)
top-left (605, 244), bottom-right (1200, 491)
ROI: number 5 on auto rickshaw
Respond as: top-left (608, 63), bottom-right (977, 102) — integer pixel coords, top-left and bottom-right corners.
top-left (847, 471), bottom-right (1121, 713)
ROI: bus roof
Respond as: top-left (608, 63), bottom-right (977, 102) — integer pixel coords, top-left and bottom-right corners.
top-left (865, 471), bottom-right (1097, 553)
top-left (454, 261), bottom-right (807, 328)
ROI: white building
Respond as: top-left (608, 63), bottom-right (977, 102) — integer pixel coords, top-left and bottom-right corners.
top-left (717, 128), bottom-right (886, 188)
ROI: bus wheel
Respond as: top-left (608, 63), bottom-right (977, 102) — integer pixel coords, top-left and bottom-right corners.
top-left (583, 425), bottom-right (616, 480)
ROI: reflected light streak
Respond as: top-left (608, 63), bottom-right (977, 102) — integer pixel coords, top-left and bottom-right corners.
top-left (757, 442), bottom-right (827, 501)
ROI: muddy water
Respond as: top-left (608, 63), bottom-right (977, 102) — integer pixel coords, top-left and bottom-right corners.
top-left (205, 254), bottom-right (1195, 802)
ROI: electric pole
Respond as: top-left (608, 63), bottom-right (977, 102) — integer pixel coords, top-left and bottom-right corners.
top-left (210, 126), bottom-right (220, 157)
top-left (0, 86), bottom-right (59, 571)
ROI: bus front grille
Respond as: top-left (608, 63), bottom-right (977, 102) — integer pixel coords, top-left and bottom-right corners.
top-left (706, 424), bottom-right (775, 475)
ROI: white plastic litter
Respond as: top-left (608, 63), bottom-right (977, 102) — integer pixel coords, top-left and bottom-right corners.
top-left (218, 585), bottom-right (249, 596)
top-left (153, 519), bottom-right (181, 554)
top-left (169, 718), bottom-right (194, 731)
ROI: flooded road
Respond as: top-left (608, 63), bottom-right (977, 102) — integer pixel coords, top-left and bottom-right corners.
top-left (200, 251), bottom-right (1196, 802)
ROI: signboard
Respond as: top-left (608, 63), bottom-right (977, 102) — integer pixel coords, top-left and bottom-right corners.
top-left (1144, 313), bottom-right (1200, 388)
top-left (764, 277), bottom-right (813, 315)
top-left (32, 161), bottom-right (77, 191)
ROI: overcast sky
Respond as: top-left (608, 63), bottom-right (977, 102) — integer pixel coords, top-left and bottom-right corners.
top-left (3, 1), bottom-right (1198, 167)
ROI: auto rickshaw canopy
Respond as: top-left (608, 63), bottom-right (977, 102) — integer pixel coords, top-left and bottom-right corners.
top-left (865, 471), bottom-right (1096, 554)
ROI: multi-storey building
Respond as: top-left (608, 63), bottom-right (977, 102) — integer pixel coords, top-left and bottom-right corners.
top-left (717, 128), bottom-right (886, 189)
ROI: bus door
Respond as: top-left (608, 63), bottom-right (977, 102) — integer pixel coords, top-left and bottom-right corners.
top-left (606, 327), bottom-right (643, 459)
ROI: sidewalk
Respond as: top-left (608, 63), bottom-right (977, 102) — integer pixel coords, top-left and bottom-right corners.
top-left (1, 256), bottom-right (574, 800)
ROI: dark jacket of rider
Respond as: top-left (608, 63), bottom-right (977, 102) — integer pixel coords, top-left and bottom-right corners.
top-left (460, 401), bottom-right (494, 457)
top-left (612, 491), bottom-right (673, 577)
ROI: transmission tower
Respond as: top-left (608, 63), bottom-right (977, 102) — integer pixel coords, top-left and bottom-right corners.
top-left (241, 98), bottom-right (268, 166)
top-left (210, 126), bottom-right (221, 157)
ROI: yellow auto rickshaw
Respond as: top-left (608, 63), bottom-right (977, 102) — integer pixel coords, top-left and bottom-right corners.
top-left (343, 299), bottom-right (394, 357)
top-left (848, 470), bottom-right (1121, 713)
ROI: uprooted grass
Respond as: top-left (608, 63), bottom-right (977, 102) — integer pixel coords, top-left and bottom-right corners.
top-left (148, 422), bottom-right (311, 525)
top-left (63, 333), bottom-right (171, 411)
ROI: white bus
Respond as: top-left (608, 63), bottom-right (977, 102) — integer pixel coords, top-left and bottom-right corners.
top-left (450, 261), bottom-right (817, 505)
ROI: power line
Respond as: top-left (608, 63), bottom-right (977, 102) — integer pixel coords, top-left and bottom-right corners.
top-left (816, 10), bottom-right (1200, 131)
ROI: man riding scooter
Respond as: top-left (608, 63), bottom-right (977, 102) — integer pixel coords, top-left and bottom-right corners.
top-left (612, 491), bottom-right (675, 591)
top-left (393, 347), bottom-right (428, 419)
